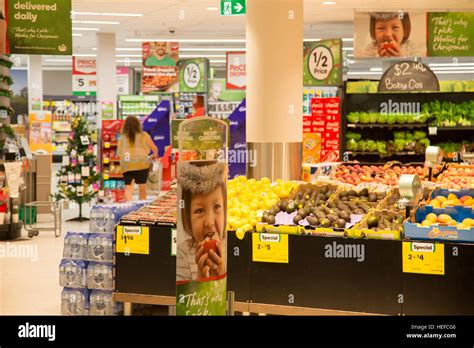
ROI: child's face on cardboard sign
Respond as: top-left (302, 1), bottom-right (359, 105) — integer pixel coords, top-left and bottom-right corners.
top-left (374, 17), bottom-right (404, 45)
top-left (190, 186), bottom-right (225, 243)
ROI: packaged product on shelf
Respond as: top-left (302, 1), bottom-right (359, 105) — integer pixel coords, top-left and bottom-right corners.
top-left (59, 259), bottom-right (88, 288)
top-left (404, 205), bottom-right (474, 243)
top-left (89, 290), bottom-right (122, 316)
top-left (61, 288), bottom-right (90, 315)
top-left (63, 232), bottom-right (89, 260)
top-left (86, 262), bottom-right (114, 291)
top-left (87, 234), bottom-right (114, 262)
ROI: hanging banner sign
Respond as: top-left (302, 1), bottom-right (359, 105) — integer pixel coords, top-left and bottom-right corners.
top-left (142, 41), bottom-right (179, 93)
top-left (7, 0), bottom-right (72, 55)
top-left (303, 39), bottom-right (342, 86)
top-left (116, 67), bottom-right (129, 95)
top-left (355, 11), bottom-right (473, 58)
top-left (378, 61), bottom-right (440, 92)
top-left (427, 12), bottom-right (474, 57)
top-left (179, 58), bottom-right (208, 93)
top-left (226, 51), bottom-right (246, 90)
top-left (142, 100), bottom-right (171, 158)
top-left (72, 57), bottom-right (97, 96)
top-left (176, 117), bottom-right (228, 316)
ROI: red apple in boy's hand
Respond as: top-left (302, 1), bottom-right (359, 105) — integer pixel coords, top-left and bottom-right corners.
top-left (203, 239), bottom-right (217, 254)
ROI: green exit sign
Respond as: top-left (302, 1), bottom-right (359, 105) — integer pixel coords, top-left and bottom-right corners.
top-left (221, 0), bottom-right (246, 16)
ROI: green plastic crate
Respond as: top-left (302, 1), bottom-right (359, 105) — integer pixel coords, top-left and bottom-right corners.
top-left (19, 206), bottom-right (37, 225)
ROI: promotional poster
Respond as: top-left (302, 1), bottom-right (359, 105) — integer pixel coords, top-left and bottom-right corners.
top-left (142, 41), bottom-right (179, 93)
top-left (303, 39), bottom-right (342, 86)
top-left (72, 57), bottom-right (96, 96)
top-left (226, 51), bottom-right (246, 90)
top-left (7, 0), bottom-right (72, 55)
top-left (354, 11), bottom-right (427, 58)
top-left (176, 117), bottom-right (228, 316)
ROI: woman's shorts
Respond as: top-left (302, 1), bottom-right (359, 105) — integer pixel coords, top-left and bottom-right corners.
top-left (123, 168), bottom-right (149, 185)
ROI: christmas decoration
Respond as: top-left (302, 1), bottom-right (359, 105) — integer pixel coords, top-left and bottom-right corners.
top-left (53, 115), bottom-right (101, 221)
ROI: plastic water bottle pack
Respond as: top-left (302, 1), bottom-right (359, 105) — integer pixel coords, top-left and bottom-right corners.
top-left (89, 201), bottom-right (151, 234)
top-left (87, 234), bottom-right (114, 262)
top-left (61, 288), bottom-right (90, 315)
top-left (87, 262), bottom-right (114, 290)
top-left (89, 290), bottom-right (122, 315)
top-left (63, 232), bottom-right (89, 260)
top-left (59, 259), bottom-right (88, 288)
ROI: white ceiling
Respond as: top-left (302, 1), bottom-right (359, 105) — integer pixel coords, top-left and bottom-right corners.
top-left (11, 0), bottom-right (474, 78)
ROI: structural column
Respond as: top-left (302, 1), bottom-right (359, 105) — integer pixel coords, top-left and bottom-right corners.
top-left (27, 55), bottom-right (43, 114)
top-left (246, 0), bottom-right (303, 181)
top-left (96, 33), bottom-right (117, 123)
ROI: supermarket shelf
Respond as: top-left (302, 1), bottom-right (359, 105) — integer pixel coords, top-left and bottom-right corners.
top-left (104, 142), bottom-right (118, 147)
top-left (103, 159), bottom-right (120, 163)
top-left (53, 130), bottom-right (72, 132)
top-left (105, 174), bottom-right (123, 179)
top-left (347, 151), bottom-right (419, 156)
top-left (433, 126), bottom-right (474, 131)
top-left (347, 123), bottom-right (427, 129)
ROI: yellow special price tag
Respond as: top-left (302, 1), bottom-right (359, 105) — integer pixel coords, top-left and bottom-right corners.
top-left (116, 225), bottom-right (150, 255)
top-left (103, 158), bottom-right (110, 164)
top-left (402, 242), bottom-right (444, 275)
top-left (104, 142), bottom-right (110, 148)
top-left (252, 233), bottom-right (289, 263)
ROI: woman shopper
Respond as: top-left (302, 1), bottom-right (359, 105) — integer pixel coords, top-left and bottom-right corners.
top-left (117, 116), bottom-right (158, 201)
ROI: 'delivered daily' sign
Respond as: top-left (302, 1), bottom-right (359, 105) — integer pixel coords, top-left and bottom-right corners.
top-left (7, 0), bottom-right (72, 55)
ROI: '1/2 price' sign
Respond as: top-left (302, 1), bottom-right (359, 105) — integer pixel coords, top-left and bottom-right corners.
top-left (252, 233), bottom-right (289, 263)
top-left (402, 242), bottom-right (444, 275)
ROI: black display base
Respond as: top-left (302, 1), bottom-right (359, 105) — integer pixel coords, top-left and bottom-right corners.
top-left (66, 217), bottom-right (90, 222)
top-left (0, 222), bottom-right (23, 241)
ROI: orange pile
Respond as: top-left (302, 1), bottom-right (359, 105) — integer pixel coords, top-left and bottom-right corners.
top-left (428, 194), bottom-right (474, 209)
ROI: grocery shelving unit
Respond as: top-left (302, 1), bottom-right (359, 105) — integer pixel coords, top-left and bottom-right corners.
top-left (341, 81), bottom-right (474, 163)
top-left (43, 96), bottom-right (98, 163)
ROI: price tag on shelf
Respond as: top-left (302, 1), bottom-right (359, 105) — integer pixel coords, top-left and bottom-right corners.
top-left (428, 127), bottom-right (438, 136)
top-left (104, 142), bottom-right (110, 149)
top-left (116, 225), bottom-right (150, 255)
top-left (81, 166), bottom-right (90, 177)
top-left (252, 233), bottom-right (289, 264)
top-left (80, 136), bottom-right (90, 145)
top-left (103, 174), bottom-right (109, 180)
top-left (402, 242), bottom-right (444, 275)
top-left (103, 158), bottom-right (110, 164)
top-left (171, 228), bottom-right (177, 256)
top-left (62, 156), bottom-right (70, 166)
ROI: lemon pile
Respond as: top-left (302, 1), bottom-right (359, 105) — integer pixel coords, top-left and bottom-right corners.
top-left (227, 176), bottom-right (299, 236)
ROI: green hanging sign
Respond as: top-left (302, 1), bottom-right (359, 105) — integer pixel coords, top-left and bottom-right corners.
top-left (179, 58), bottom-right (208, 93)
top-left (304, 39), bottom-right (342, 86)
top-left (427, 12), bottom-right (474, 57)
top-left (220, 0), bottom-right (246, 16)
top-left (7, 0), bottom-right (72, 55)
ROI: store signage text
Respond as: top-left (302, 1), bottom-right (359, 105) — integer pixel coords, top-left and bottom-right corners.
top-left (378, 61), bottom-right (440, 92)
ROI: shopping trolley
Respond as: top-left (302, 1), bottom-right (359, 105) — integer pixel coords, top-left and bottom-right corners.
top-left (21, 157), bottom-right (62, 238)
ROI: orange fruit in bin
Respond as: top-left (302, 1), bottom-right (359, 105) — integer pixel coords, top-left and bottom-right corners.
top-left (436, 196), bottom-right (447, 202)
top-left (448, 193), bottom-right (458, 200)
top-left (421, 220), bottom-right (433, 227)
top-left (429, 200), bottom-right (441, 208)
top-left (462, 218), bottom-right (473, 227)
top-left (460, 196), bottom-right (471, 203)
top-left (464, 198), bottom-right (473, 206)
top-left (447, 220), bottom-right (457, 226)
top-left (426, 213), bottom-right (438, 223)
top-left (441, 200), bottom-right (453, 208)
top-left (437, 214), bottom-right (452, 224)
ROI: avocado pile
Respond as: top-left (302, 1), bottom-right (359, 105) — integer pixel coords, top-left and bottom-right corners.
top-left (261, 185), bottom-right (337, 226)
top-left (366, 212), bottom-right (404, 232)
top-left (338, 188), bottom-right (386, 203)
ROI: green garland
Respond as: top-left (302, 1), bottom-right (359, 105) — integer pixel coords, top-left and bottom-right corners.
top-left (0, 59), bottom-right (13, 69)
top-left (0, 89), bottom-right (12, 98)
top-left (0, 75), bottom-right (13, 86)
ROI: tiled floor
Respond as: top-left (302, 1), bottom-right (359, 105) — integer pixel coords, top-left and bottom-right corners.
top-left (0, 164), bottom-right (159, 315)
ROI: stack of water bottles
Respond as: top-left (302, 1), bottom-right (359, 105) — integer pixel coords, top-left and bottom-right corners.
top-left (60, 201), bottom-right (150, 315)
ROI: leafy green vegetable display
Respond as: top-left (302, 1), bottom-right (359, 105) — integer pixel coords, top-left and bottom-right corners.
top-left (346, 111), bottom-right (429, 124)
top-left (345, 131), bottom-right (430, 157)
top-left (422, 100), bottom-right (474, 127)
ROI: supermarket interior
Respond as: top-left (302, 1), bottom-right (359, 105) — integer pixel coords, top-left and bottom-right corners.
top-left (1, 0), bottom-right (474, 323)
